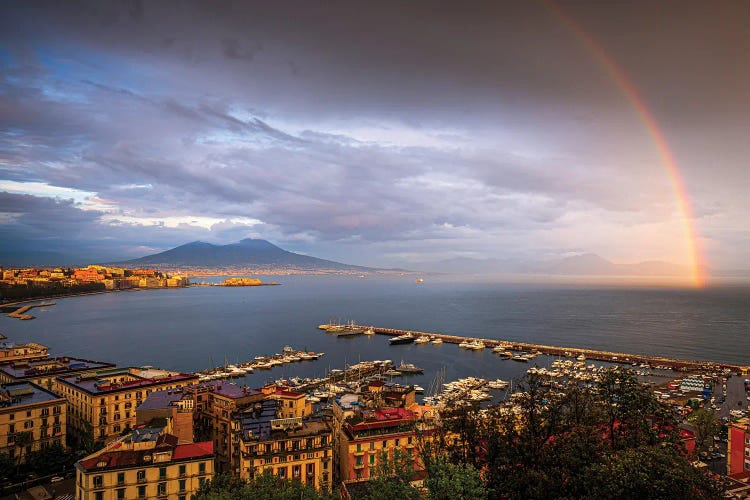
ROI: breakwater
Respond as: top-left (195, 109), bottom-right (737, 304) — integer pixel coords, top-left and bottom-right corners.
top-left (344, 325), bottom-right (749, 375)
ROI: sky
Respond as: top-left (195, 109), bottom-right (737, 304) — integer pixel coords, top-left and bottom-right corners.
top-left (1, 1), bottom-right (749, 273)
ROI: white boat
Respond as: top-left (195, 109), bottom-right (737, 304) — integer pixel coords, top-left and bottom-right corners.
top-left (431, 338), bottom-right (443, 345)
top-left (414, 335), bottom-right (430, 344)
top-left (364, 327), bottom-right (375, 335)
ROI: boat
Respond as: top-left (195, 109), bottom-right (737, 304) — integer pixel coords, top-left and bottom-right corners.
top-left (384, 369), bottom-right (402, 377)
top-left (415, 278), bottom-right (424, 283)
top-left (431, 337), bottom-right (443, 345)
top-left (414, 385), bottom-right (425, 394)
top-left (498, 351), bottom-right (513, 359)
top-left (389, 333), bottom-right (415, 345)
top-left (414, 335), bottom-right (430, 344)
top-left (487, 379), bottom-right (509, 390)
top-left (364, 327), bottom-right (375, 335)
top-left (395, 361), bottom-right (424, 374)
top-left (512, 354), bottom-right (530, 362)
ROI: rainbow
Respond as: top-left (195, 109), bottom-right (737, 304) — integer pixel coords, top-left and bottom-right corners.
top-left (545, 1), bottom-right (706, 287)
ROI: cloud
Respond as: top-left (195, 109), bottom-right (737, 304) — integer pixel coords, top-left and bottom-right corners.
top-left (0, 1), bottom-right (749, 269)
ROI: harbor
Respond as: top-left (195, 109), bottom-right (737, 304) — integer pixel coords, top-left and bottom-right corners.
top-left (317, 323), bottom-right (750, 375)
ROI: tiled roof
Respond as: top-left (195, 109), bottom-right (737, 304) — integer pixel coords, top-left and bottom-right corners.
top-left (172, 441), bottom-right (213, 460)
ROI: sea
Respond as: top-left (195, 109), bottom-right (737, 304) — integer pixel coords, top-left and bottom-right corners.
top-left (1, 275), bottom-right (748, 395)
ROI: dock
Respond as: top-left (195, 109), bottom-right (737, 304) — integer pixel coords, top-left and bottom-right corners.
top-left (337, 324), bottom-right (749, 375)
top-left (6, 302), bottom-right (56, 320)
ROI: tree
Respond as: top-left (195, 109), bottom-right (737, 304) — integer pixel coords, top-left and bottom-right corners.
top-left (440, 368), bottom-right (722, 500)
top-left (194, 471), bottom-right (335, 500)
top-left (585, 445), bottom-right (721, 500)
top-left (423, 455), bottom-right (487, 500)
top-left (688, 408), bottom-right (720, 454)
top-left (358, 450), bottom-right (421, 500)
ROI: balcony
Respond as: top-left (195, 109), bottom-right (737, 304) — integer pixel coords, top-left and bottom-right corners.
top-left (353, 462), bottom-right (365, 469)
top-left (353, 450), bottom-right (365, 456)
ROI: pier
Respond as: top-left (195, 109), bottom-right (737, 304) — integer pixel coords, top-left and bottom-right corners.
top-left (335, 324), bottom-right (749, 375)
top-left (6, 302), bottom-right (56, 320)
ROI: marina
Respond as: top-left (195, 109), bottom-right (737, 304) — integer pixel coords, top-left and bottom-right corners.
top-left (318, 323), bottom-right (749, 375)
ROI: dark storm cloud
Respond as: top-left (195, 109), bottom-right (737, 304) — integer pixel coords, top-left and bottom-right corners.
top-left (1, 0), bottom-right (749, 267)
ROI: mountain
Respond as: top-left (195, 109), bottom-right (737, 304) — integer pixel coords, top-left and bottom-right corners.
top-left (414, 253), bottom-right (691, 277)
top-left (115, 238), bottom-right (372, 271)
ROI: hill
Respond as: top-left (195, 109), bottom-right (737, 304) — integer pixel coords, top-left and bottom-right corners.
top-left (115, 238), bottom-right (372, 271)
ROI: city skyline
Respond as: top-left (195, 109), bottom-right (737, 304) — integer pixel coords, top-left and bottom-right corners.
top-left (2, 1), bottom-right (750, 281)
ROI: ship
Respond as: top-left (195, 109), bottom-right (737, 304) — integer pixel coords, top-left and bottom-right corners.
top-left (389, 333), bottom-right (415, 345)
top-left (395, 361), bottom-right (424, 374)
top-left (415, 278), bottom-right (424, 283)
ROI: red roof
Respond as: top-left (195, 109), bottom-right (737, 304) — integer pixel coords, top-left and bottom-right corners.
top-left (172, 441), bottom-right (213, 460)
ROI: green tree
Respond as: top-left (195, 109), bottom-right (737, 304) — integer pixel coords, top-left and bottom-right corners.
top-left (194, 471), bottom-right (335, 500)
top-left (359, 449), bottom-right (421, 500)
top-left (688, 408), bottom-right (720, 454)
top-left (585, 445), bottom-right (721, 500)
top-left (423, 455), bottom-right (486, 500)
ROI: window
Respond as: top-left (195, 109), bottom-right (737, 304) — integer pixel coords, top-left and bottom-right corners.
top-left (369, 454), bottom-right (375, 465)
top-left (95, 492), bottom-right (103, 500)
top-left (355, 456), bottom-right (362, 466)
top-left (8, 413), bottom-right (13, 420)
top-left (26, 410), bottom-right (31, 417)
top-left (41, 408), bottom-right (49, 416)
top-left (93, 475), bottom-right (103, 488)
top-left (199, 462), bottom-right (206, 474)
top-left (292, 465), bottom-right (301, 478)
top-left (356, 443), bottom-right (361, 452)
top-left (277, 466), bottom-right (287, 478)
top-left (321, 435), bottom-right (327, 445)
top-left (307, 463), bottom-right (315, 474)
top-left (8, 424), bottom-right (14, 434)
top-left (159, 467), bottom-right (167, 479)
top-left (23, 420), bottom-right (33, 429)
top-left (117, 472), bottom-right (125, 485)
top-left (157, 482), bottom-right (166, 496)
top-left (179, 479), bottom-right (186, 492)
top-left (179, 464), bottom-right (186, 476)
top-left (395, 439), bottom-right (400, 447)
top-left (138, 485), bottom-right (147, 499)
top-left (116, 488), bottom-right (125, 500)
top-left (369, 441), bottom-right (374, 450)
top-left (408, 437), bottom-right (412, 445)
top-left (383, 440), bottom-right (387, 448)
top-left (137, 469), bottom-right (146, 482)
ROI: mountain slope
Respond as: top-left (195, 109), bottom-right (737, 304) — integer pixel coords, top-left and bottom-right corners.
top-left (116, 238), bottom-right (370, 270)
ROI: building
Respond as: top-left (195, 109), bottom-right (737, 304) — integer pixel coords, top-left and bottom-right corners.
top-left (0, 381), bottom-right (66, 463)
top-left (338, 406), bottom-right (424, 482)
top-left (136, 389), bottom-right (196, 444)
top-left (0, 356), bottom-right (115, 388)
top-left (728, 417), bottom-right (750, 475)
top-left (56, 368), bottom-right (198, 445)
top-left (0, 341), bottom-right (49, 364)
top-left (188, 381), bottom-right (264, 473)
top-left (232, 399), bottom-right (333, 491)
top-left (75, 427), bottom-right (214, 500)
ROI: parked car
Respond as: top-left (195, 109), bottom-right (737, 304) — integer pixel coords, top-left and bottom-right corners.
top-left (51, 476), bottom-right (64, 483)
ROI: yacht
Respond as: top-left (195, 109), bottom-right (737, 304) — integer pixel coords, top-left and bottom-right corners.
top-left (389, 333), bottom-right (415, 345)
top-left (431, 337), bottom-right (443, 345)
top-left (414, 335), bottom-right (431, 344)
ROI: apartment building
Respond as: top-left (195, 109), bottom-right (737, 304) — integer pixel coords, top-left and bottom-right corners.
top-left (232, 398), bottom-right (333, 491)
top-left (75, 427), bottom-right (214, 500)
top-left (0, 381), bottom-right (66, 462)
top-left (728, 417), bottom-right (750, 475)
top-left (56, 368), bottom-right (197, 445)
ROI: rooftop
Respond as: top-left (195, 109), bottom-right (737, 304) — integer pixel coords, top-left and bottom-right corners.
top-left (58, 372), bottom-right (197, 395)
top-left (137, 388), bottom-right (188, 411)
top-left (77, 437), bottom-right (213, 472)
top-left (0, 381), bottom-right (64, 408)
top-left (199, 380), bottom-right (262, 400)
top-left (0, 356), bottom-right (114, 380)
